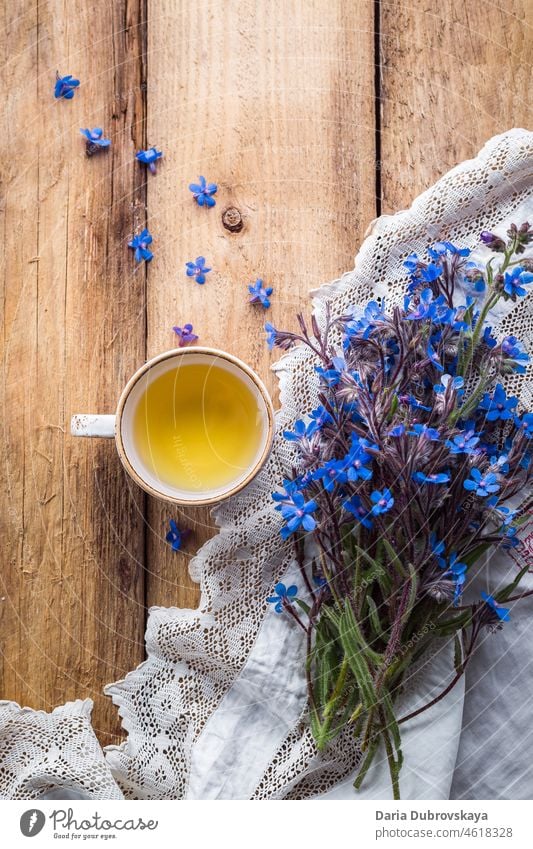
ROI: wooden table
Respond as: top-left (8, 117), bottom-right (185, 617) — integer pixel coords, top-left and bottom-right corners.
top-left (1, 1), bottom-right (530, 747)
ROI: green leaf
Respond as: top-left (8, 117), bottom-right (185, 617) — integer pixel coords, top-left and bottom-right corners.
top-left (366, 595), bottom-right (386, 640)
top-left (382, 538), bottom-right (408, 580)
top-left (453, 633), bottom-right (463, 675)
top-left (338, 604), bottom-right (378, 709)
top-left (496, 562), bottom-right (531, 603)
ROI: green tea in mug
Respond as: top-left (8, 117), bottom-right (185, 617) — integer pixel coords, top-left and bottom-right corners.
top-left (133, 362), bottom-right (264, 492)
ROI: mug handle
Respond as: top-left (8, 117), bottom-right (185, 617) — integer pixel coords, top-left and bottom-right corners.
top-left (70, 414), bottom-right (116, 438)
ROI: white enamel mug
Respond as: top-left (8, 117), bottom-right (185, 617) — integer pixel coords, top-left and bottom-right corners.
top-left (71, 347), bottom-right (275, 506)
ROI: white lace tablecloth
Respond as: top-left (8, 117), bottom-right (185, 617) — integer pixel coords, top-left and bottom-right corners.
top-left (1, 129), bottom-right (532, 800)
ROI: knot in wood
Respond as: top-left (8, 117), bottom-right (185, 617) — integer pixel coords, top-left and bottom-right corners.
top-left (222, 206), bottom-right (244, 232)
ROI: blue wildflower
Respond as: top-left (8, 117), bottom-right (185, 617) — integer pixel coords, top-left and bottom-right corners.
top-left (343, 495), bottom-right (373, 529)
top-left (413, 471), bottom-right (450, 485)
top-left (483, 326), bottom-right (498, 349)
top-left (54, 73), bottom-right (79, 99)
top-left (265, 322), bottom-right (277, 349)
top-left (128, 228), bottom-right (153, 262)
top-left (308, 405), bottom-right (333, 434)
top-left (165, 519), bottom-right (187, 551)
top-left (446, 431), bottom-right (480, 454)
top-left (463, 467), bottom-right (500, 497)
top-left (80, 127), bottom-right (111, 154)
top-left (272, 480), bottom-right (302, 504)
top-left (441, 553), bottom-right (468, 605)
top-left (313, 572), bottom-right (328, 588)
top-left (370, 488), bottom-right (394, 515)
top-left (428, 241), bottom-right (470, 259)
top-left (502, 266), bottom-right (533, 298)
top-left (501, 336), bottom-right (529, 374)
top-left (344, 441), bottom-right (373, 482)
top-left (343, 300), bottom-right (385, 341)
top-left (267, 582), bottom-right (298, 613)
top-left (478, 383), bottom-right (518, 422)
top-left (275, 491), bottom-right (318, 539)
top-left (481, 591), bottom-right (510, 622)
top-left (405, 288), bottom-right (438, 321)
top-left (389, 424), bottom-right (405, 437)
top-left (434, 374), bottom-right (464, 395)
top-left (463, 263), bottom-right (486, 297)
top-left (136, 147), bottom-right (163, 173)
top-left (427, 341), bottom-right (444, 372)
top-left (315, 357), bottom-right (346, 387)
top-left (514, 412), bottom-right (533, 438)
top-left (186, 256), bottom-right (211, 284)
top-left (313, 460), bottom-right (349, 493)
top-left (402, 394), bottom-right (432, 412)
top-left (248, 279), bottom-right (273, 309)
top-left (283, 420), bottom-right (314, 442)
top-left (173, 323), bottom-right (198, 346)
top-left (431, 533), bottom-right (446, 564)
top-left (408, 424), bottom-right (440, 441)
top-left (189, 175), bottom-right (217, 207)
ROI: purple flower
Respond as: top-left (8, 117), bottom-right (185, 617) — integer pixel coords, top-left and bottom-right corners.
top-left (166, 519), bottom-right (187, 551)
top-left (480, 231), bottom-right (506, 252)
top-left (54, 73), bottom-right (79, 99)
top-left (173, 323), bottom-right (198, 346)
top-left (275, 491), bottom-right (318, 539)
top-left (502, 266), bottom-right (533, 298)
top-left (136, 147), bottom-right (163, 173)
top-left (128, 228), bottom-right (153, 262)
top-left (267, 582), bottom-right (298, 613)
top-left (481, 591), bottom-right (510, 622)
top-left (80, 127), bottom-right (111, 155)
top-left (478, 383), bottom-right (518, 422)
top-left (463, 468), bottom-right (500, 497)
top-left (186, 256), bottom-right (211, 284)
top-left (343, 495), bottom-right (373, 529)
top-left (412, 471), bottom-right (450, 485)
top-left (370, 488), bottom-right (394, 515)
top-left (248, 279), bottom-right (273, 309)
top-left (189, 175), bottom-right (217, 207)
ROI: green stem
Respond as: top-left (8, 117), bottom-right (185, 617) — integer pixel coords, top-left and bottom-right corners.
top-left (381, 722), bottom-right (401, 800)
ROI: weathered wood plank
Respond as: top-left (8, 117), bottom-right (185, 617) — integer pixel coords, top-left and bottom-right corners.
top-left (380, 0), bottom-right (532, 212)
top-left (0, 0), bottom-right (147, 746)
top-left (144, 0), bottom-right (377, 608)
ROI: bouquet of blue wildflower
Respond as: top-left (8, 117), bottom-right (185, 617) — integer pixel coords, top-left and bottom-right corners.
top-left (268, 223), bottom-right (533, 799)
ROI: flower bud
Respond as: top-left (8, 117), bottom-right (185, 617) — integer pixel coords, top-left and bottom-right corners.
top-left (480, 231), bottom-right (505, 252)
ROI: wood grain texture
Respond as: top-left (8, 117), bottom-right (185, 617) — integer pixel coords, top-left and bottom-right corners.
top-left (0, 0), bottom-right (531, 746)
top-left (379, 0), bottom-right (532, 212)
top-left (144, 0), bottom-right (377, 609)
top-left (0, 0), bottom-right (147, 746)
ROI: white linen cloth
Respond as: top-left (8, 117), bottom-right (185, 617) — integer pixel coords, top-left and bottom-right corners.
top-left (1, 129), bottom-right (532, 800)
